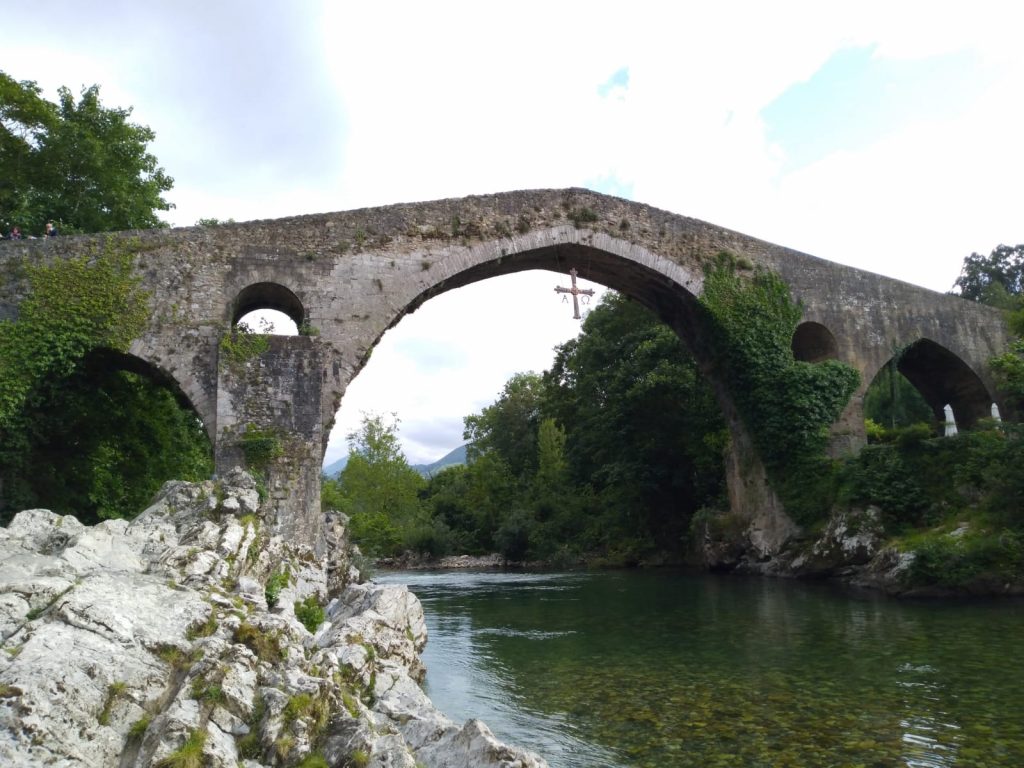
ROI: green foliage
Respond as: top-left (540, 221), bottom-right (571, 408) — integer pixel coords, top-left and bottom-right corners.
top-left (907, 529), bottom-right (1024, 589)
top-left (239, 425), bottom-right (283, 470)
top-left (422, 292), bottom-right (729, 564)
top-left (0, 240), bottom-right (148, 426)
top-left (154, 730), bottom-right (206, 768)
top-left (0, 239), bottom-right (211, 523)
top-left (350, 749), bottom-right (371, 768)
top-left (294, 595), bottom-right (326, 633)
top-left (97, 681), bottom-right (126, 726)
top-left (991, 339), bottom-right (1024, 413)
top-left (863, 360), bottom-right (935, 430)
top-left (190, 676), bottom-right (226, 704)
top-left (219, 327), bottom-right (270, 369)
top-left (236, 731), bottom-right (262, 760)
top-left (332, 413), bottom-right (427, 557)
top-left (699, 257), bottom-right (860, 523)
top-left (568, 207), bottom-right (600, 226)
top-left (127, 714), bottom-right (151, 740)
top-left (841, 421), bottom-right (1024, 536)
top-left (494, 508), bottom-right (533, 561)
top-left (264, 567), bottom-right (290, 608)
top-left (297, 755), bottom-right (330, 768)
top-left (185, 610), bottom-right (218, 640)
top-left (0, 71), bottom-right (173, 235)
top-left (952, 243), bottom-right (1024, 306)
top-left (839, 444), bottom-right (929, 530)
top-left (464, 373), bottom-right (545, 478)
top-left (233, 622), bottom-right (282, 662)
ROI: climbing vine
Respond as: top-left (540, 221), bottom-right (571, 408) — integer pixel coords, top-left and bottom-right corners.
top-left (699, 254), bottom-right (860, 523)
top-left (0, 238), bottom-right (212, 522)
top-left (0, 238), bottom-right (150, 428)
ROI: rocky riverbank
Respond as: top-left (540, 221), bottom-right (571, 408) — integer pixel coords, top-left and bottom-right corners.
top-left (700, 505), bottom-right (1024, 598)
top-left (0, 470), bottom-right (548, 768)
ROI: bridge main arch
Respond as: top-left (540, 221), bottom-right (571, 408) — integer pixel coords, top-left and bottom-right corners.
top-left (327, 226), bottom-right (797, 559)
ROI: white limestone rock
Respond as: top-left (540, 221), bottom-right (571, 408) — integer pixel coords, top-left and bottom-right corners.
top-left (0, 472), bottom-right (549, 768)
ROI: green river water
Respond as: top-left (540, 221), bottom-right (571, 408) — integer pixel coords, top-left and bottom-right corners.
top-left (375, 569), bottom-right (1024, 768)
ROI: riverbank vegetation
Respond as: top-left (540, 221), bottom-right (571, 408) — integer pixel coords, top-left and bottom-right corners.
top-left (330, 248), bottom-right (1024, 591)
top-left (327, 263), bottom-right (861, 566)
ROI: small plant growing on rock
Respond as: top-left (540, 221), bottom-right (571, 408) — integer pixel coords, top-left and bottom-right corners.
top-left (350, 748), bottom-right (370, 768)
top-left (127, 714), bottom-right (151, 741)
top-left (297, 754), bottom-right (330, 768)
top-left (189, 675), bottom-right (226, 705)
top-left (233, 622), bottom-right (282, 662)
top-left (568, 207), bottom-right (599, 226)
top-left (237, 731), bottom-right (262, 760)
top-left (294, 595), bottom-right (326, 633)
top-left (97, 680), bottom-right (126, 725)
top-left (154, 729), bottom-right (206, 768)
top-left (185, 610), bottom-right (218, 640)
top-left (264, 567), bottom-right (290, 608)
top-left (239, 425), bottom-right (283, 471)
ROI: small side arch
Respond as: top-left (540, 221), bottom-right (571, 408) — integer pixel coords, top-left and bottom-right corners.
top-left (791, 321), bottom-right (839, 363)
top-left (231, 282), bottom-right (305, 327)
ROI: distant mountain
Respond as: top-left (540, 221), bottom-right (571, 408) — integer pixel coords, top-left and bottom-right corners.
top-left (321, 444), bottom-right (467, 479)
top-left (410, 444), bottom-right (468, 477)
top-left (322, 456), bottom-right (348, 478)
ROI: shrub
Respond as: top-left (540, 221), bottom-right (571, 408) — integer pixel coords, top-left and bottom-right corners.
top-left (294, 595), bottom-right (325, 633)
top-left (154, 730), bottom-right (206, 768)
top-left (233, 622), bottom-right (282, 662)
top-left (907, 530), bottom-right (1024, 588)
top-left (264, 567), bottom-right (290, 608)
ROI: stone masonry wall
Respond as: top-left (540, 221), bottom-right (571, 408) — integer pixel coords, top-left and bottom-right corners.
top-left (0, 188), bottom-right (1011, 550)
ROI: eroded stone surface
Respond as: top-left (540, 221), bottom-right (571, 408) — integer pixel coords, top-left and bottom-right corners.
top-left (0, 473), bottom-right (548, 768)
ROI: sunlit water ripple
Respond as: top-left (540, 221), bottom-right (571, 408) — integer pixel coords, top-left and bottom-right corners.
top-left (376, 569), bottom-right (1024, 767)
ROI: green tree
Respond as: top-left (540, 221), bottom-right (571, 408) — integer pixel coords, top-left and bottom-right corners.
top-left (0, 71), bottom-right (173, 235)
top-left (863, 360), bottom-right (934, 430)
top-left (544, 293), bottom-right (728, 558)
top-left (464, 372), bottom-right (545, 478)
top-left (333, 413), bottom-right (426, 556)
top-left (952, 244), bottom-right (1024, 309)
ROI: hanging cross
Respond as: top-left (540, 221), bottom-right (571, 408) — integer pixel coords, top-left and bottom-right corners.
top-left (554, 268), bottom-right (595, 320)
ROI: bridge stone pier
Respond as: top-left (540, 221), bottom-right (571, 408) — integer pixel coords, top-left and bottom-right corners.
top-left (0, 189), bottom-right (1010, 554)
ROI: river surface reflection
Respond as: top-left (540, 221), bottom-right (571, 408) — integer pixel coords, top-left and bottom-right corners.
top-left (375, 569), bottom-right (1024, 767)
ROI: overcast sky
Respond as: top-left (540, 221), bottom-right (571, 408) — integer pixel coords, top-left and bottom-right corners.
top-left (3, 1), bottom-right (1023, 465)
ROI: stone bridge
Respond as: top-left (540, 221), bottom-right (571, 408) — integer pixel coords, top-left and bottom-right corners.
top-left (0, 189), bottom-right (1010, 553)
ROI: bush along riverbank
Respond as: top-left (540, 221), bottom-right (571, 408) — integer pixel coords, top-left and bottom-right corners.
top-left (697, 421), bottom-right (1024, 597)
top-left (377, 421), bottom-right (1024, 598)
top-left (0, 469), bottom-right (548, 768)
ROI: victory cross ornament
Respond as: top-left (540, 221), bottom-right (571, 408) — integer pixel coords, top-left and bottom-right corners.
top-left (554, 268), bottom-right (595, 320)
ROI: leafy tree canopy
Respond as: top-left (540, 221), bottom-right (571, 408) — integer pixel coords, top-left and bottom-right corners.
top-left (464, 372), bottom-right (545, 479)
top-left (952, 244), bottom-right (1024, 310)
top-left (327, 413), bottom-right (428, 556)
top-left (0, 71), bottom-right (173, 235)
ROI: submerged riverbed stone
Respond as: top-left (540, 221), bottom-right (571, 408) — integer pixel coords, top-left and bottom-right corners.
top-left (0, 472), bottom-right (548, 768)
